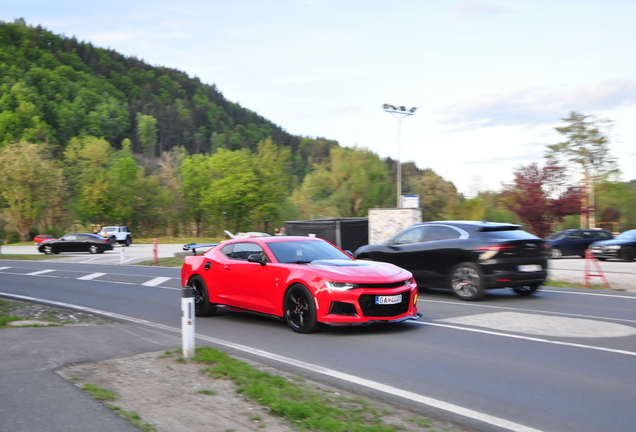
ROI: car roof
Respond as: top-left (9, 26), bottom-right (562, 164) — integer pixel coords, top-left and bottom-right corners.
top-left (416, 220), bottom-right (521, 232)
top-left (224, 236), bottom-right (324, 244)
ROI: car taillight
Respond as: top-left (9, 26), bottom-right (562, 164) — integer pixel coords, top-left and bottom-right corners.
top-left (476, 244), bottom-right (517, 251)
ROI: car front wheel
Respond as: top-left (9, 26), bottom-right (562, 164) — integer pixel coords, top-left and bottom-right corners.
top-left (621, 247), bottom-right (635, 262)
top-left (89, 245), bottom-right (98, 254)
top-left (189, 275), bottom-right (217, 317)
top-left (513, 284), bottom-right (540, 296)
top-left (450, 262), bottom-right (485, 301)
top-left (284, 284), bottom-right (319, 333)
top-left (548, 247), bottom-right (562, 259)
top-left (43, 245), bottom-right (53, 255)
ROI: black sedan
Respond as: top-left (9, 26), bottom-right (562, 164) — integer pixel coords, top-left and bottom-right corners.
top-left (353, 221), bottom-right (547, 301)
top-left (589, 229), bottom-right (636, 262)
top-left (38, 233), bottom-right (115, 255)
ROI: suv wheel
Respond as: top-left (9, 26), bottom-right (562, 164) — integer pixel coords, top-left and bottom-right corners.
top-left (125, 237), bottom-right (131, 246)
top-left (450, 262), bottom-right (485, 301)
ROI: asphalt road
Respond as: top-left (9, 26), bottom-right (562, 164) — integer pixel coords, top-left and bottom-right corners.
top-left (1, 260), bottom-right (635, 432)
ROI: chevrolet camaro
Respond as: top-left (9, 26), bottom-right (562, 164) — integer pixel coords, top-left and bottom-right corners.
top-left (181, 236), bottom-right (420, 333)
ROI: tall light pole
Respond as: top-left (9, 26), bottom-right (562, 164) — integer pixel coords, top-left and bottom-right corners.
top-left (383, 104), bottom-right (417, 208)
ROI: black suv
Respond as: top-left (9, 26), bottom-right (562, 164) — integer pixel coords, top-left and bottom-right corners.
top-left (353, 221), bottom-right (547, 301)
top-left (545, 229), bottom-right (613, 259)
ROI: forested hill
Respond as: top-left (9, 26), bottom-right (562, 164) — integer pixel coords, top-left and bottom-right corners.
top-left (0, 19), bottom-right (337, 166)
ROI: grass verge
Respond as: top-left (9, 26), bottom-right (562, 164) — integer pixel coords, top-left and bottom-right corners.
top-left (544, 280), bottom-right (607, 289)
top-left (81, 383), bottom-right (156, 431)
top-left (135, 257), bottom-right (185, 267)
top-left (0, 254), bottom-right (67, 260)
top-left (188, 347), bottom-right (439, 432)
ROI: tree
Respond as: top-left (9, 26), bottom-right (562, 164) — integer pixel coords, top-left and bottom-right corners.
top-left (0, 142), bottom-right (66, 241)
top-left (546, 111), bottom-right (619, 228)
top-left (501, 161), bottom-right (582, 238)
top-left (136, 113), bottom-right (158, 158)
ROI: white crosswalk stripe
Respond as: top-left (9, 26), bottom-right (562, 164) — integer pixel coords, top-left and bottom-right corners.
top-left (141, 277), bottom-right (171, 287)
top-left (26, 269), bottom-right (55, 276)
top-left (77, 272), bottom-right (106, 281)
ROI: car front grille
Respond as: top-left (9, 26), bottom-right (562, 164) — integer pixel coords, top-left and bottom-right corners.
top-left (358, 291), bottom-right (410, 317)
top-left (356, 280), bottom-right (408, 289)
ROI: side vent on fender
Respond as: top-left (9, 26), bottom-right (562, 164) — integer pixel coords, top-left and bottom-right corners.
top-left (204, 261), bottom-right (211, 270)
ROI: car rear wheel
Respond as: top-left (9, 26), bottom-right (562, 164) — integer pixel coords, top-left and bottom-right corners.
top-left (548, 247), bottom-right (562, 259)
top-left (450, 262), bottom-right (485, 301)
top-left (284, 284), bottom-right (319, 333)
top-left (513, 284), bottom-right (540, 296)
top-left (621, 247), bottom-right (635, 262)
top-left (125, 237), bottom-right (131, 246)
top-left (189, 275), bottom-right (217, 317)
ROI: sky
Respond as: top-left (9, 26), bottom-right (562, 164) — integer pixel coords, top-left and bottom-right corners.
top-left (2, 0), bottom-right (636, 196)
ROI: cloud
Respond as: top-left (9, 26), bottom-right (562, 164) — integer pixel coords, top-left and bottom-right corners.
top-left (441, 80), bottom-right (636, 129)
top-left (453, 2), bottom-right (516, 17)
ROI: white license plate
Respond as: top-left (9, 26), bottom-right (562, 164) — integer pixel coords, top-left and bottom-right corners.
top-left (375, 294), bottom-right (402, 305)
top-left (518, 264), bottom-right (542, 272)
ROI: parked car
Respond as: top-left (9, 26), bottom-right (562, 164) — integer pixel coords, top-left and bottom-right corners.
top-left (545, 229), bottom-right (613, 259)
top-left (38, 233), bottom-right (115, 255)
top-left (590, 229), bottom-right (636, 262)
top-left (353, 221), bottom-right (547, 301)
top-left (33, 234), bottom-right (56, 245)
top-left (181, 236), bottom-right (420, 333)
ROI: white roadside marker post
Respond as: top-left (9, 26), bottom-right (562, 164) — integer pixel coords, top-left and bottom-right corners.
top-left (181, 286), bottom-right (196, 358)
top-left (120, 245), bottom-right (125, 264)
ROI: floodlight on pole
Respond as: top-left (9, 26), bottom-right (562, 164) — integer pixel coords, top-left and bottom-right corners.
top-left (383, 104), bottom-right (417, 208)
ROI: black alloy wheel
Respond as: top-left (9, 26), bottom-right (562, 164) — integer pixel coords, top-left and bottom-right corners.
top-left (513, 284), bottom-right (540, 296)
top-left (125, 237), bottom-right (131, 246)
top-left (548, 247), bottom-right (562, 259)
top-left (450, 262), bottom-right (485, 301)
top-left (284, 284), bottom-right (319, 333)
top-left (189, 275), bottom-right (217, 317)
top-left (621, 247), bottom-right (635, 262)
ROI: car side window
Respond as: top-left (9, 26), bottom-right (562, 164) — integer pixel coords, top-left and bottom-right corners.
top-left (426, 226), bottom-right (461, 241)
top-left (220, 244), bottom-right (234, 258)
top-left (390, 227), bottom-right (428, 245)
top-left (583, 231), bottom-right (593, 239)
top-left (597, 231), bottom-right (611, 239)
top-left (77, 234), bottom-right (91, 241)
top-left (229, 242), bottom-right (268, 261)
top-left (567, 231), bottom-right (583, 240)
top-left (62, 234), bottom-right (77, 241)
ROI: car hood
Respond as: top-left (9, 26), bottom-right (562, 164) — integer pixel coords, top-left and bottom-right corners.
top-left (592, 239), bottom-right (633, 247)
top-left (305, 259), bottom-right (407, 279)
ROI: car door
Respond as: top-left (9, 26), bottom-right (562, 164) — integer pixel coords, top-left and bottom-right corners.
top-left (413, 225), bottom-right (464, 287)
top-left (217, 242), bottom-right (285, 314)
top-left (373, 226), bottom-right (430, 271)
top-left (56, 234), bottom-right (77, 252)
top-left (563, 231), bottom-right (585, 256)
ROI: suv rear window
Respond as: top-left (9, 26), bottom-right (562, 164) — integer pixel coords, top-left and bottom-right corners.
top-left (478, 230), bottom-right (540, 240)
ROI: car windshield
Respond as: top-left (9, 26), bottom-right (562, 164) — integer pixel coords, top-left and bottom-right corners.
top-left (103, 228), bottom-right (115, 232)
top-left (615, 230), bottom-right (636, 240)
top-left (546, 231), bottom-right (568, 240)
top-left (267, 240), bottom-right (351, 264)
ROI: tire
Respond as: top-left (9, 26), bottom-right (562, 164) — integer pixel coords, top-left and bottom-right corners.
top-left (188, 275), bottom-right (217, 317)
top-left (548, 247), bottom-right (562, 259)
top-left (43, 245), bottom-right (53, 255)
top-left (513, 284), bottom-right (540, 296)
top-left (89, 245), bottom-right (98, 254)
top-left (596, 257), bottom-right (607, 261)
top-left (621, 247), bottom-right (635, 262)
top-left (284, 284), bottom-right (319, 333)
top-left (125, 237), bottom-right (131, 246)
top-left (97, 249), bottom-right (104, 254)
top-left (450, 262), bottom-right (485, 301)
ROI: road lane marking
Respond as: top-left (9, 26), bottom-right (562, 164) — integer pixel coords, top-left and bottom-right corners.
top-left (0, 292), bottom-right (545, 432)
top-left (413, 321), bottom-right (636, 356)
top-left (77, 273), bottom-right (106, 281)
top-left (438, 312), bottom-right (636, 338)
top-left (142, 277), bottom-right (172, 287)
top-left (0, 267), bottom-right (10, 270)
top-left (26, 269), bottom-right (55, 276)
top-left (418, 298), bottom-right (636, 325)
top-left (541, 289), bottom-right (636, 299)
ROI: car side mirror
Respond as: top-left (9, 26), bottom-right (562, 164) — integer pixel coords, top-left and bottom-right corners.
top-left (344, 250), bottom-right (353, 256)
top-left (247, 254), bottom-right (266, 266)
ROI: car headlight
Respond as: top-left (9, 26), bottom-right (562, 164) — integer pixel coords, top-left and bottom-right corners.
top-left (325, 282), bottom-right (359, 291)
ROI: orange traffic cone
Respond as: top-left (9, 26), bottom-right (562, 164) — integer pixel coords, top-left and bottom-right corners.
top-left (583, 249), bottom-right (611, 290)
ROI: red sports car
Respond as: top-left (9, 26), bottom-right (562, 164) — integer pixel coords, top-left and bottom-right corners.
top-left (33, 234), bottom-right (56, 244)
top-left (181, 236), bottom-right (420, 333)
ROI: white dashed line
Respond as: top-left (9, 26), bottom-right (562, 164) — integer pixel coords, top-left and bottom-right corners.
top-left (77, 272), bottom-right (106, 281)
top-left (0, 267), bottom-right (11, 270)
top-left (142, 277), bottom-right (171, 287)
top-left (26, 269), bottom-right (55, 276)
